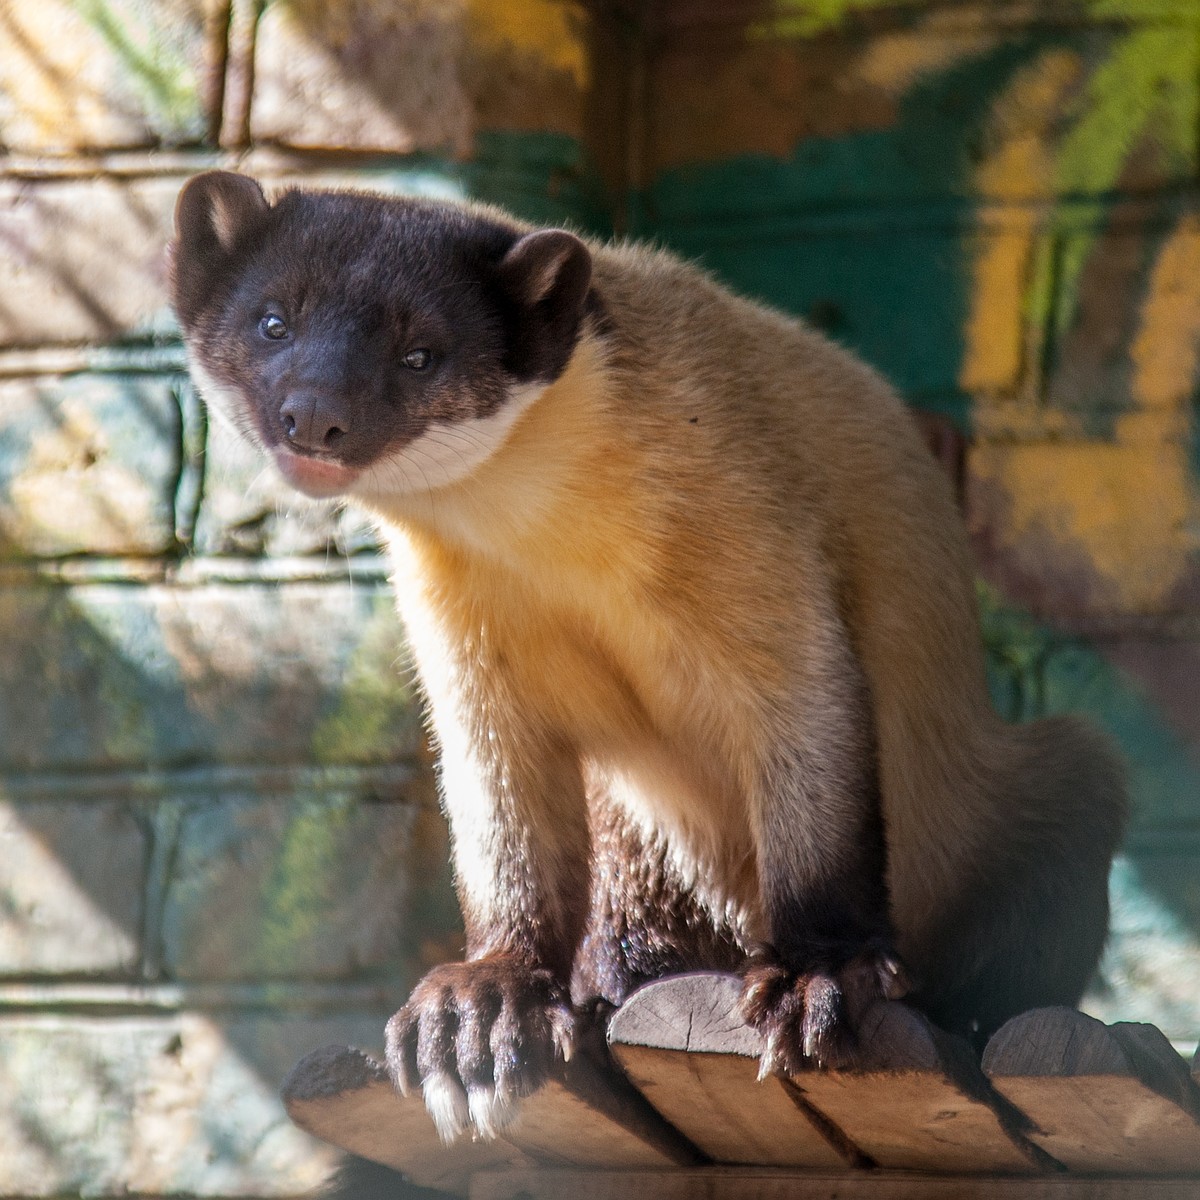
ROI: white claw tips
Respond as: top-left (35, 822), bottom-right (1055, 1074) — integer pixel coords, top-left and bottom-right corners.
top-left (550, 1006), bottom-right (576, 1063)
top-left (554, 1027), bottom-right (575, 1064)
top-left (758, 1031), bottom-right (782, 1081)
top-left (423, 1072), bottom-right (472, 1143)
top-left (467, 1084), bottom-right (519, 1140)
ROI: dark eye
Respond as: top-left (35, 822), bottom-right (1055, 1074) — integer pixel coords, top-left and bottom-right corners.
top-left (403, 348), bottom-right (431, 370)
top-left (259, 314), bottom-right (289, 340)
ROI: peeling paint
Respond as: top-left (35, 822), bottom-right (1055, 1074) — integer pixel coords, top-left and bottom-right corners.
top-left (971, 429), bottom-right (1193, 614)
top-left (1131, 215), bottom-right (1200, 408)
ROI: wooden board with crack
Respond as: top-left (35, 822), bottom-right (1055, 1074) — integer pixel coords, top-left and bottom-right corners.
top-left (282, 971), bottom-right (1200, 1197)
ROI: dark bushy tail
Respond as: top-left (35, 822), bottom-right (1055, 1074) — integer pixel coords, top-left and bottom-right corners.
top-left (918, 714), bottom-right (1128, 1041)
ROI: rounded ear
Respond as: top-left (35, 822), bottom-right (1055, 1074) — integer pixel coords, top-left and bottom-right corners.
top-left (174, 170), bottom-right (268, 255)
top-left (170, 172), bottom-right (268, 320)
top-left (497, 229), bottom-right (592, 383)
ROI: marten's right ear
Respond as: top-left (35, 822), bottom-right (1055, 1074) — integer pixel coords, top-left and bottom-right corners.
top-left (170, 172), bottom-right (268, 319)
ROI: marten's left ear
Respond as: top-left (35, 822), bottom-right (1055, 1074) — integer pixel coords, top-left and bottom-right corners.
top-left (497, 230), bottom-right (592, 383)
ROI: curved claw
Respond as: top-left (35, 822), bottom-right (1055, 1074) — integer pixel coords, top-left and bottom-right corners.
top-left (384, 956), bottom-right (575, 1142)
top-left (740, 943), bottom-right (909, 1074)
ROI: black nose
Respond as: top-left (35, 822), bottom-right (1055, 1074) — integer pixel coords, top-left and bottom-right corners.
top-left (279, 390), bottom-right (349, 453)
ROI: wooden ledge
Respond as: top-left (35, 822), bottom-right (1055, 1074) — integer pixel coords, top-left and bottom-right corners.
top-left (607, 972), bottom-right (1051, 1174)
top-left (282, 1035), bottom-right (701, 1194)
top-left (281, 973), bottom-right (1200, 1197)
top-left (984, 1007), bottom-right (1200, 1174)
top-left (471, 1168), bottom-right (1200, 1200)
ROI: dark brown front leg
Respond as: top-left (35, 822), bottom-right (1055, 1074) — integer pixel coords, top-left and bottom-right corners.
top-left (383, 696), bottom-right (590, 1140)
top-left (740, 637), bottom-right (909, 1071)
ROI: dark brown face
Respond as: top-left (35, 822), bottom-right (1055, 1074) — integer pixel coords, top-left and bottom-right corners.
top-left (169, 172), bottom-right (593, 498)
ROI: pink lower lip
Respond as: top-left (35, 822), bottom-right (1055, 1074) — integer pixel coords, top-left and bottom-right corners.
top-left (272, 448), bottom-right (359, 498)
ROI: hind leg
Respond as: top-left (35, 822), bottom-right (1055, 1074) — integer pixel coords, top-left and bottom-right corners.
top-left (571, 794), bottom-right (744, 1009)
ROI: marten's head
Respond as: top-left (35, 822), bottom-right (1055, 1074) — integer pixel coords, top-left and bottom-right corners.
top-left (170, 171), bottom-right (594, 499)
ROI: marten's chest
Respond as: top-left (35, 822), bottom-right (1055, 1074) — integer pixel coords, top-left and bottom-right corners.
top-left (389, 518), bottom-right (769, 915)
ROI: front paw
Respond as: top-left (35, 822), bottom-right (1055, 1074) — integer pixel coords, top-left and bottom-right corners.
top-left (385, 955), bottom-right (575, 1141)
top-left (740, 942), bottom-right (909, 1074)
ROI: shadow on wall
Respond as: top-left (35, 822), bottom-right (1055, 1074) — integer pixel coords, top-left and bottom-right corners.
top-left (0, 573), bottom-right (462, 1190)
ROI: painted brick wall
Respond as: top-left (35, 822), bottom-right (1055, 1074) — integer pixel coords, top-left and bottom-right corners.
top-left (0, 0), bottom-right (600, 1192)
top-left (0, 1), bottom-right (1197, 1194)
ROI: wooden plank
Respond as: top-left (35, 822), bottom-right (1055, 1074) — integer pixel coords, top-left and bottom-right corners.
top-left (607, 973), bottom-right (852, 1168)
top-left (504, 1043), bottom-right (704, 1169)
top-left (983, 1007), bottom-right (1200, 1175)
top-left (471, 1167), bottom-right (1200, 1200)
top-left (281, 1044), bottom-right (527, 1196)
top-left (282, 1041), bottom-right (700, 1193)
top-left (792, 1001), bottom-right (1048, 1174)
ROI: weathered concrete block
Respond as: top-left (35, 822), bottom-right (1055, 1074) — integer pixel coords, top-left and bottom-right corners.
top-left (967, 426), bottom-right (1198, 619)
top-left (1084, 853), bottom-right (1200, 1044)
top-left (0, 373), bottom-right (183, 558)
top-left (160, 789), bottom-right (457, 982)
top-left (0, 0), bottom-right (213, 152)
top-left (251, 0), bottom-right (589, 153)
top-left (0, 801), bottom-right (144, 975)
top-left (0, 176), bottom-right (180, 347)
top-left (195, 412), bottom-right (378, 557)
top-left (0, 581), bottom-right (421, 772)
top-left (252, 0), bottom-right (471, 154)
top-left (0, 1011), bottom-right (388, 1195)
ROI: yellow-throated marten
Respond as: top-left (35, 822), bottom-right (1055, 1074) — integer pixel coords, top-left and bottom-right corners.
top-left (170, 171), bottom-right (1127, 1142)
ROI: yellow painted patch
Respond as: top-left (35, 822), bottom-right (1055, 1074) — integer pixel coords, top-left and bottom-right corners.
top-left (960, 52), bottom-right (1082, 398)
top-left (976, 50), bottom-right (1082, 200)
top-left (972, 189), bottom-right (1200, 611)
top-left (468, 0), bottom-right (589, 90)
top-left (959, 232), bottom-right (1033, 395)
top-left (1131, 214), bottom-right (1200, 408)
top-left (857, 29), bottom-right (997, 97)
top-left (974, 426), bottom-right (1191, 612)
